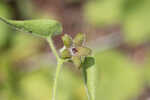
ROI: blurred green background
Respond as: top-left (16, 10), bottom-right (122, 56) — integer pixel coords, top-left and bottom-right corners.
top-left (0, 0), bottom-right (150, 100)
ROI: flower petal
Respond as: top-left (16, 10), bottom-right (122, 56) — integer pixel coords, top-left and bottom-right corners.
top-left (60, 48), bottom-right (72, 59)
top-left (62, 34), bottom-right (73, 48)
top-left (72, 56), bottom-right (81, 68)
top-left (77, 46), bottom-right (92, 56)
top-left (74, 33), bottom-right (85, 47)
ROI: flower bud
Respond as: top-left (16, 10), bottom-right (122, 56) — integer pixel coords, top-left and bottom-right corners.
top-left (74, 33), bottom-right (85, 46)
top-left (72, 56), bottom-right (81, 68)
top-left (60, 48), bottom-right (72, 59)
top-left (77, 46), bottom-right (92, 56)
top-left (62, 34), bottom-right (72, 48)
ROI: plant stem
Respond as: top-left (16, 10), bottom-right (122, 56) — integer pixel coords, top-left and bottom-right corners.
top-left (52, 59), bottom-right (63, 100)
top-left (82, 68), bottom-right (92, 100)
top-left (87, 65), bottom-right (96, 100)
top-left (47, 37), bottom-right (60, 60)
top-left (47, 37), bottom-right (63, 100)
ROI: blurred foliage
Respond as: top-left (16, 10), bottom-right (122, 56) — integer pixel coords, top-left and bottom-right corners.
top-left (142, 53), bottom-right (150, 85)
top-left (17, 0), bottom-right (61, 20)
top-left (16, 0), bottom-right (54, 19)
top-left (0, 2), bottom-right (12, 49)
top-left (64, 0), bottom-right (81, 5)
top-left (84, 0), bottom-right (150, 44)
top-left (16, 0), bottom-right (35, 18)
top-left (0, 0), bottom-right (150, 100)
top-left (95, 50), bottom-right (144, 100)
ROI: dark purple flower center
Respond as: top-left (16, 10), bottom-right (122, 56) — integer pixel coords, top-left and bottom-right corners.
top-left (72, 48), bottom-right (78, 54)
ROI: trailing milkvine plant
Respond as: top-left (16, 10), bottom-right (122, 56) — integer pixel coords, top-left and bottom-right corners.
top-left (0, 17), bottom-right (95, 100)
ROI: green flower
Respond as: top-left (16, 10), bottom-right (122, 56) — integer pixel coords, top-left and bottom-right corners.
top-left (60, 33), bottom-right (92, 69)
top-left (74, 33), bottom-right (85, 47)
top-left (62, 34), bottom-right (72, 48)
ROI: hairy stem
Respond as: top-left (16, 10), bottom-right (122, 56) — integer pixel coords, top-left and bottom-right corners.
top-left (52, 60), bottom-right (63, 100)
top-left (47, 37), bottom-right (60, 60)
top-left (82, 68), bottom-right (92, 100)
top-left (47, 37), bottom-right (63, 100)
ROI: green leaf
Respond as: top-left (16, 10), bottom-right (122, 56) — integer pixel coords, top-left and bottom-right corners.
top-left (83, 57), bottom-right (95, 69)
top-left (0, 17), bottom-right (62, 38)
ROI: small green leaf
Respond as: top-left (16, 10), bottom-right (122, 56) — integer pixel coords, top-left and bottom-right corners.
top-left (0, 17), bottom-right (62, 37)
top-left (60, 48), bottom-right (72, 59)
top-left (83, 57), bottom-right (95, 69)
top-left (72, 56), bottom-right (81, 68)
top-left (77, 46), bottom-right (92, 56)
top-left (62, 34), bottom-right (73, 48)
top-left (74, 33), bottom-right (85, 46)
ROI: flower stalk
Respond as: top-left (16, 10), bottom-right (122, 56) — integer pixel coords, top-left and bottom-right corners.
top-left (47, 37), bottom-right (64, 100)
top-left (82, 68), bottom-right (92, 100)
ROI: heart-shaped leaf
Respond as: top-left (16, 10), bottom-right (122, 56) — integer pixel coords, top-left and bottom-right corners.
top-left (0, 17), bottom-right (62, 37)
